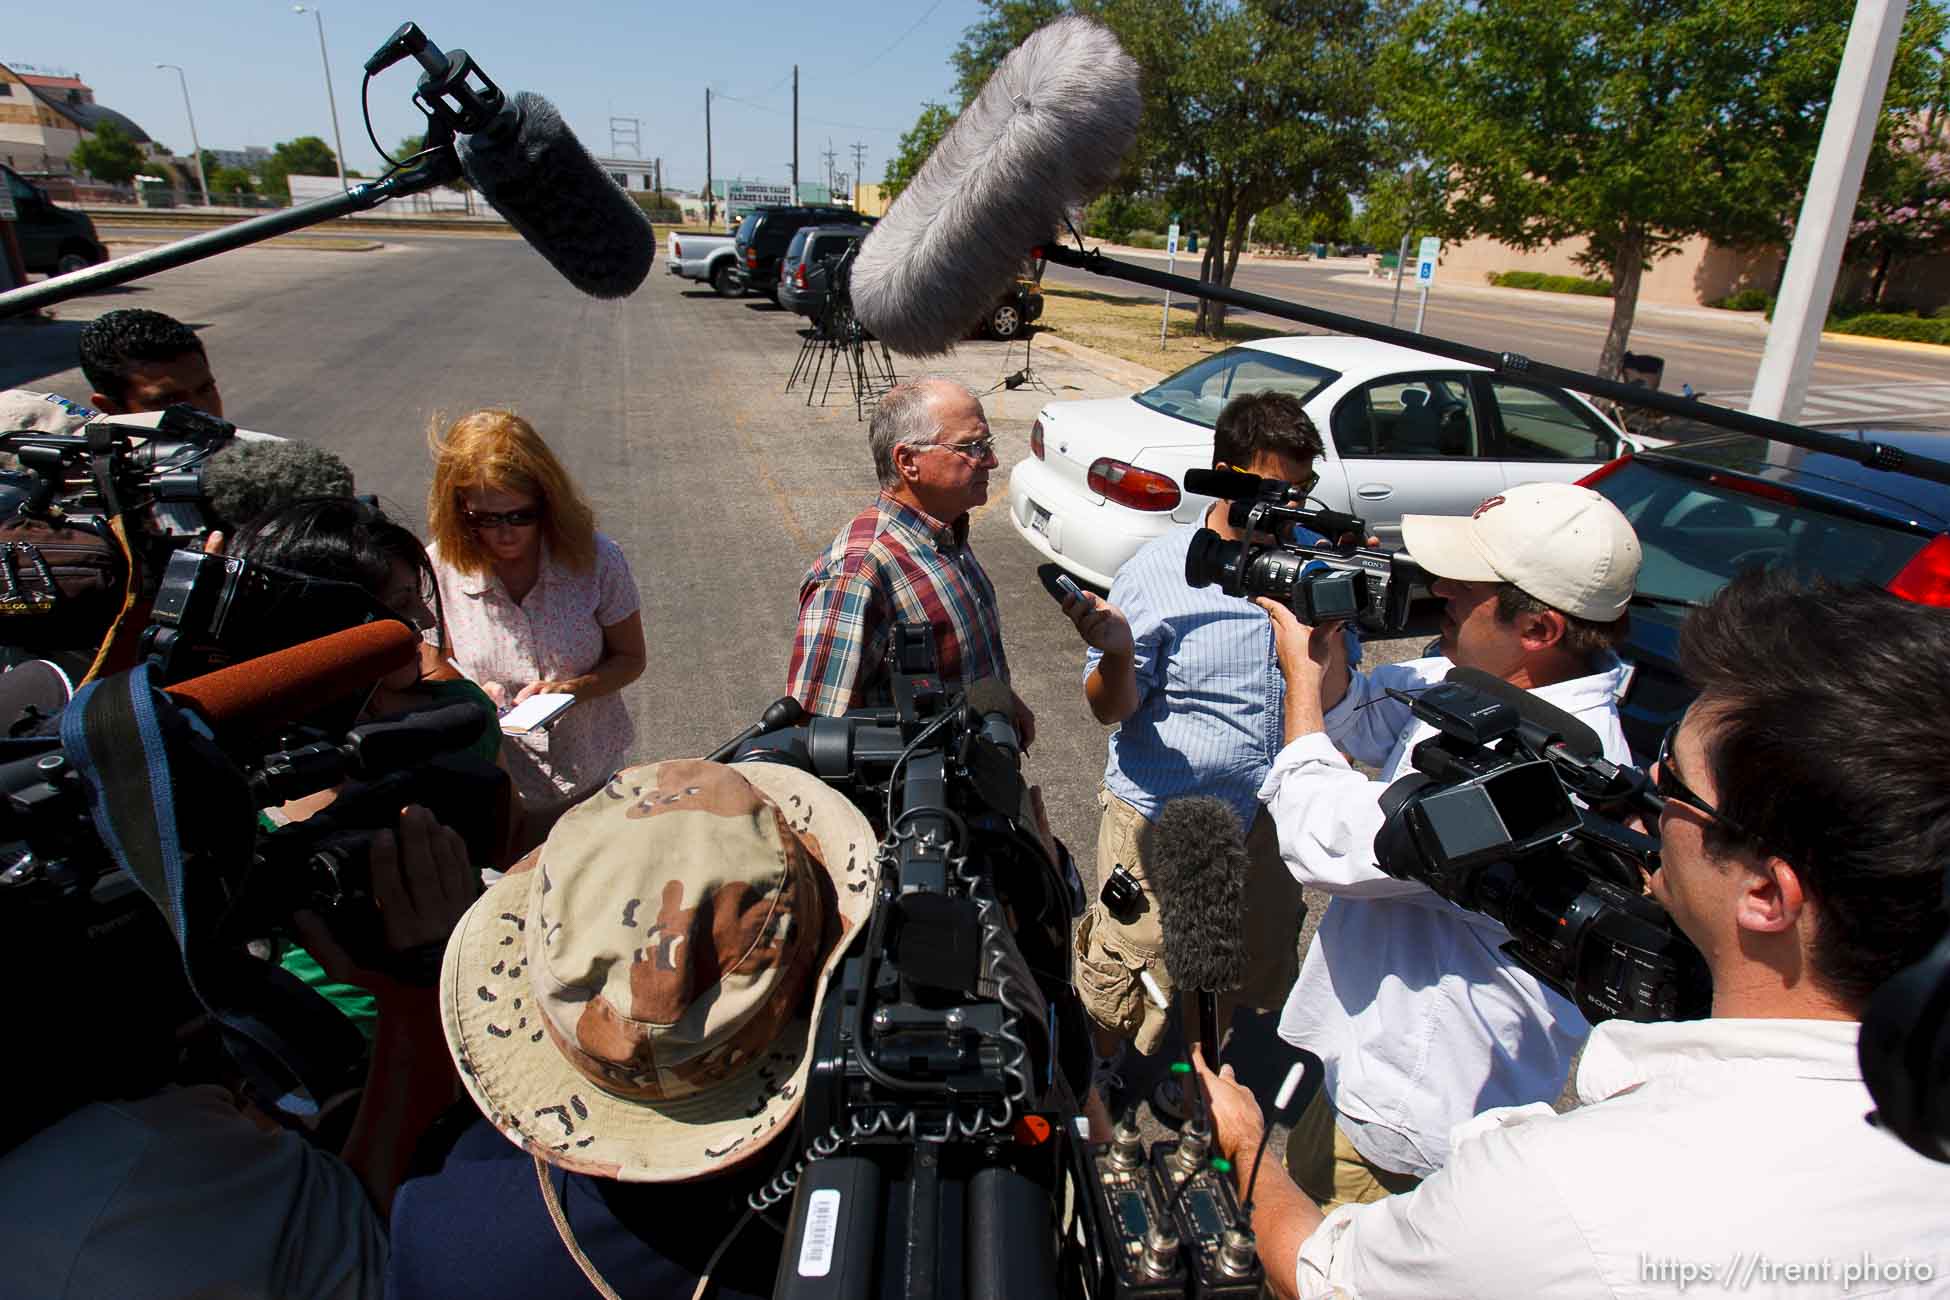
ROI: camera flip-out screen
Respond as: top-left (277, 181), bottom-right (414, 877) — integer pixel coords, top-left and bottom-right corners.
top-left (1416, 761), bottom-right (1580, 868)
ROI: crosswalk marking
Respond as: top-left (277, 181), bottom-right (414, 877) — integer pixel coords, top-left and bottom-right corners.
top-left (1715, 383), bottom-right (1950, 427)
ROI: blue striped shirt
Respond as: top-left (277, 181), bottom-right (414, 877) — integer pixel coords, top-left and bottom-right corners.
top-left (1086, 522), bottom-right (1359, 829)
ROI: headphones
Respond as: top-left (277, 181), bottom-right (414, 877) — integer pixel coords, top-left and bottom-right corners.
top-left (1858, 868), bottom-right (1950, 1164)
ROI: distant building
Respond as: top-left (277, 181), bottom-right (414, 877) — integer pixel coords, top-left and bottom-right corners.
top-left (594, 156), bottom-right (659, 193)
top-left (207, 146), bottom-right (271, 171)
top-left (0, 62), bottom-right (164, 175)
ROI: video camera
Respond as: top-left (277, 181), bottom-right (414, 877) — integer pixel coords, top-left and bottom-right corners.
top-left (1180, 468), bottom-right (1418, 631)
top-left (719, 628), bottom-right (1262, 1298)
top-left (0, 620), bottom-right (505, 1150)
top-left (1371, 669), bottom-right (1711, 1024)
top-left (0, 404), bottom-right (242, 674)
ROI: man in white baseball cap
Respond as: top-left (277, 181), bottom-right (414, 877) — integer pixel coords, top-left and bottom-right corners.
top-left (1252, 481), bottom-right (1641, 1214)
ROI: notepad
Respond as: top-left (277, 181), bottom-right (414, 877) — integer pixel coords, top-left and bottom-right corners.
top-left (499, 693), bottom-right (575, 735)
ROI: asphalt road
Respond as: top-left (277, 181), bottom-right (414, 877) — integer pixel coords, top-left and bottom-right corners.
top-left (1042, 251), bottom-right (1950, 423)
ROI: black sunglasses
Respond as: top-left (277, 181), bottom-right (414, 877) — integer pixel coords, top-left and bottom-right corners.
top-left (1653, 721), bottom-right (1754, 842)
top-left (464, 506), bottom-right (544, 531)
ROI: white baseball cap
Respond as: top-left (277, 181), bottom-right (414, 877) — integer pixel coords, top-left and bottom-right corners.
top-left (1400, 482), bottom-right (1641, 622)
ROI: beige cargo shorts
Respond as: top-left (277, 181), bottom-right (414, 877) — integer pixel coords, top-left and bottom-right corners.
top-left (1071, 786), bottom-right (1306, 1055)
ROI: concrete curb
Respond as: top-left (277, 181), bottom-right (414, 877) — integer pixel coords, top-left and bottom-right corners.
top-left (104, 234), bottom-right (384, 253)
top-left (1031, 330), bottom-right (1168, 390)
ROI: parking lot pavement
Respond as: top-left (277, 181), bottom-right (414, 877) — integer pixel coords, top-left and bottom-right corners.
top-left (9, 236), bottom-right (1423, 1153)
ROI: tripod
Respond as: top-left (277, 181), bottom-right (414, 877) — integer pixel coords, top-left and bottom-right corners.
top-left (786, 248), bottom-right (897, 420)
top-left (983, 325), bottom-right (1055, 397)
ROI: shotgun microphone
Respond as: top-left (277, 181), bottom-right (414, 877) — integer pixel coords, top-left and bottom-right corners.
top-left (456, 92), bottom-right (657, 299)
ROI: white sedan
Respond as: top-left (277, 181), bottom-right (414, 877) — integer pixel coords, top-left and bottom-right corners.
top-left (1009, 335), bottom-right (1637, 588)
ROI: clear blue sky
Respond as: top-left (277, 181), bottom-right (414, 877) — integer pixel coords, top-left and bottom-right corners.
top-left (6, 0), bottom-right (988, 191)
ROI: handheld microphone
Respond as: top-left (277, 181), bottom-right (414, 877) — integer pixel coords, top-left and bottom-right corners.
top-left (164, 619), bottom-right (419, 740)
top-left (1152, 796), bottom-right (1249, 1070)
top-left (455, 91), bottom-right (656, 299)
top-left (707, 695), bottom-right (808, 764)
top-left (849, 16), bottom-right (1140, 354)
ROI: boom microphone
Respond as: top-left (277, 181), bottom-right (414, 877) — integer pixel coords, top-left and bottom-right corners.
top-left (456, 92), bottom-right (656, 299)
top-left (164, 619), bottom-right (419, 740)
top-left (1152, 796), bottom-right (1249, 1067)
top-left (849, 16), bottom-right (1141, 355)
top-left (1444, 666), bottom-right (1603, 760)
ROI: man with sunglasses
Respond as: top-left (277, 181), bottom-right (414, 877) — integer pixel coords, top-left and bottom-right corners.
top-left (1254, 482), bottom-right (1640, 1210)
top-left (1195, 569), bottom-right (1950, 1298)
top-left (1058, 391), bottom-right (1355, 1122)
top-left (789, 378), bottom-right (1033, 740)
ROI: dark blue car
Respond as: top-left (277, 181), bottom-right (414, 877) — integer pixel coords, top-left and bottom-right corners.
top-left (1580, 426), bottom-right (1950, 762)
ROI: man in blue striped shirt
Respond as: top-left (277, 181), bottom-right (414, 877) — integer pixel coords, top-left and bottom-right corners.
top-left (1061, 391), bottom-right (1352, 1122)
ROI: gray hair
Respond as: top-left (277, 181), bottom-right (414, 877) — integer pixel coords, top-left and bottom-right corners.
top-left (868, 377), bottom-right (978, 488)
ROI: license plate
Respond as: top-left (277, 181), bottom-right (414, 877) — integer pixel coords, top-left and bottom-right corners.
top-left (1029, 504), bottom-right (1051, 535)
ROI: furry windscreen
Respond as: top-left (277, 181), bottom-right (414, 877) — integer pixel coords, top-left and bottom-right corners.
top-left (1152, 796), bottom-right (1249, 993)
top-left (850, 17), bottom-right (1141, 356)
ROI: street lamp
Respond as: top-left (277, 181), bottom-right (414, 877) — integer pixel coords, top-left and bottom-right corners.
top-left (290, 4), bottom-right (349, 192)
top-left (154, 63), bottom-right (210, 207)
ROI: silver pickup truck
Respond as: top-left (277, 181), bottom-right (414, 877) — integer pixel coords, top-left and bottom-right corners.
top-left (664, 230), bottom-right (741, 297)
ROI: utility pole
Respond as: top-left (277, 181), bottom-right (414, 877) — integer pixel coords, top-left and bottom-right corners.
top-left (705, 88), bottom-right (715, 226)
top-left (1749, 0), bottom-right (1908, 422)
top-left (822, 139), bottom-right (837, 197)
top-left (654, 157), bottom-right (662, 194)
top-left (791, 65), bottom-right (799, 204)
top-left (850, 141), bottom-right (867, 206)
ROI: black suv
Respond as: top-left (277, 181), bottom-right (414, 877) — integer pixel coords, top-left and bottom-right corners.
top-left (731, 205), bottom-right (874, 299)
top-left (4, 165), bottom-right (107, 277)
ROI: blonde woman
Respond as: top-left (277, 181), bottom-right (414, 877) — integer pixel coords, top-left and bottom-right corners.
top-left (426, 410), bottom-right (645, 837)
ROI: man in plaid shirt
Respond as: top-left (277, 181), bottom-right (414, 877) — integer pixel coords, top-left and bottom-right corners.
top-left (787, 379), bottom-right (1035, 744)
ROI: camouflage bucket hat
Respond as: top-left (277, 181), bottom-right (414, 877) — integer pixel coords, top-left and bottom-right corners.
top-left (440, 757), bottom-right (878, 1182)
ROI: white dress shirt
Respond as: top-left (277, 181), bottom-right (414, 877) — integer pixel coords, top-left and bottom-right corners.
top-left (1259, 654), bottom-right (1633, 1176)
top-left (1295, 1017), bottom-right (1950, 1298)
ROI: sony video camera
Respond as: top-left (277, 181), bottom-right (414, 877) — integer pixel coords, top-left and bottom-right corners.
top-left (1370, 669), bottom-right (1710, 1024)
top-left (1181, 468), bottom-right (1418, 631)
top-left (720, 627), bottom-right (1263, 1298)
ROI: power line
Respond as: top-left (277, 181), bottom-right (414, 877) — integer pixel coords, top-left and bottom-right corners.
top-left (852, 0), bottom-right (951, 76)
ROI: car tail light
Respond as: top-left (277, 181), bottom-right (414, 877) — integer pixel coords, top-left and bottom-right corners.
top-left (1706, 473), bottom-right (1798, 508)
top-left (1088, 458), bottom-right (1181, 512)
top-left (1888, 533), bottom-right (1950, 607)
top-left (673, 239), bottom-right (682, 258)
top-left (1030, 419), bottom-right (1045, 460)
top-left (794, 262), bottom-right (808, 289)
top-left (1577, 451), bottom-right (1631, 487)
top-left (746, 251), bottom-right (759, 268)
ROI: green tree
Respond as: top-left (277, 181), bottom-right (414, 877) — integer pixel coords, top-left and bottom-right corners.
top-left (1385, 0), bottom-right (1950, 377)
top-left (1254, 192), bottom-right (1355, 251)
top-left (883, 103), bottom-right (957, 204)
top-left (953, 0), bottom-right (1395, 336)
top-left (1083, 190), bottom-right (1169, 241)
top-left (206, 165), bottom-right (256, 201)
top-left (952, 0), bottom-right (1068, 106)
top-left (255, 135), bottom-right (339, 200)
top-left (1352, 165), bottom-right (1445, 258)
top-left (70, 122), bottom-right (145, 186)
top-left (1848, 115), bottom-right (1950, 305)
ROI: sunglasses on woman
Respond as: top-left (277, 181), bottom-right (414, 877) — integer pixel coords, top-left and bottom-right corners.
top-left (464, 506), bottom-right (544, 531)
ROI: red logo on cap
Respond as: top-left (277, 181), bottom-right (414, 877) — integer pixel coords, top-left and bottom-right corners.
top-left (1472, 495), bottom-right (1506, 519)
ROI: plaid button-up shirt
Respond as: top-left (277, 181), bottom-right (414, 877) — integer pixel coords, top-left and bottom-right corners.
top-left (787, 493), bottom-right (1010, 715)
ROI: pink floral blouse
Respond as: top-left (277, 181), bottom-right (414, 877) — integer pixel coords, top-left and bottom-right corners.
top-left (429, 533), bottom-right (641, 807)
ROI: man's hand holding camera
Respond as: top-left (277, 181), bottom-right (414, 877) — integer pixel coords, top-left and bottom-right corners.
top-left (1252, 596), bottom-right (1351, 741)
top-left (291, 804), bottom-right (477, 1002)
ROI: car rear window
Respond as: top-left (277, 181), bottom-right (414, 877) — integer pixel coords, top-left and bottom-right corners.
top-left (1589, 460), bottom-right (1929, 606)
top-left (1133, 347), bottom-right (1339, 429)
top-left (735, 213), bottom-right (760, 244)
top-left (784, 229), bottom-right (811, 262)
